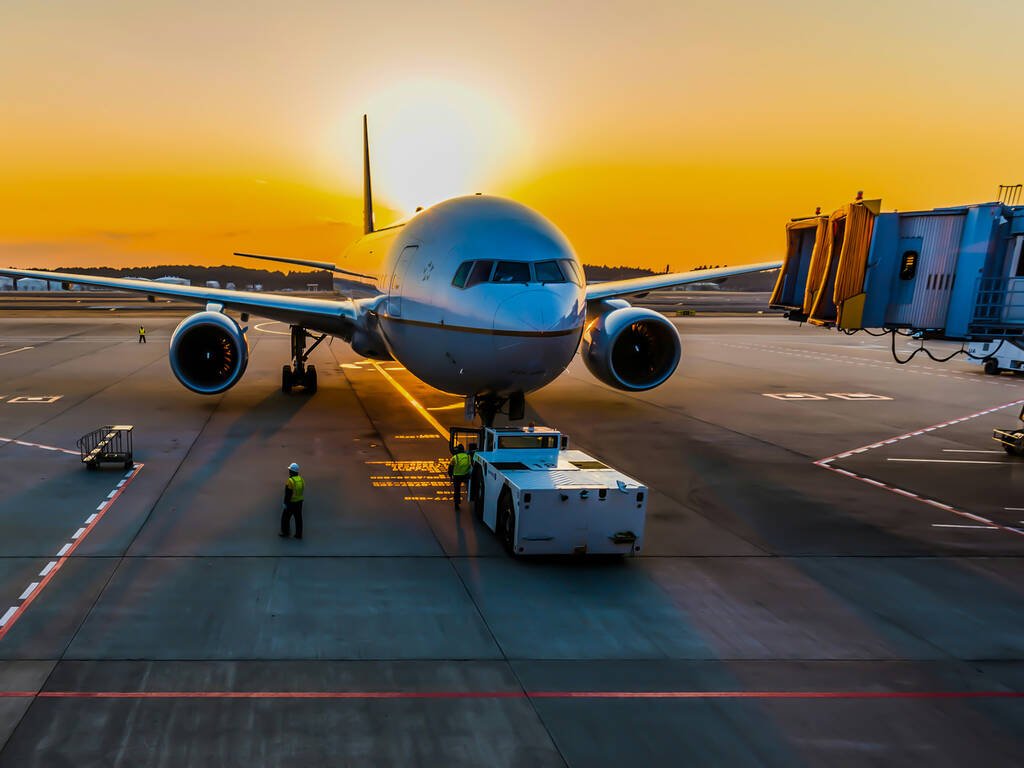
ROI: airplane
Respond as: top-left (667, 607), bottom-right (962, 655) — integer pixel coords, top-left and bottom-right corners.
top-left (0, 117), bottom-right (779, 426)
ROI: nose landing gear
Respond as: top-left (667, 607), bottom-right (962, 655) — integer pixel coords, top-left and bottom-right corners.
top-left (282, 325), bottom-right (327, 394)
top-left (473, 391), bottom-right (525, 427)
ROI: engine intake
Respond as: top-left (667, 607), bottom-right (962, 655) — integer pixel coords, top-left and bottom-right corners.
top-left (169, 311), bottom-right (248, 394)
top-left (581, 307), bottom-right (681, 391)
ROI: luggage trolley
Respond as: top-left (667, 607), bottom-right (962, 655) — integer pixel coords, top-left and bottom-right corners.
top-left (78, 425), bottom-right (135, 470)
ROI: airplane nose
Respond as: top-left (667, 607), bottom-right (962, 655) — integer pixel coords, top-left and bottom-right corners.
top-left (493, 289), bottom-right (579, 334)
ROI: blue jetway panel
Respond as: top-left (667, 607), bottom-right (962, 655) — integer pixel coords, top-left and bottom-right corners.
top-left (859, 203), bottom-right (1011, 340)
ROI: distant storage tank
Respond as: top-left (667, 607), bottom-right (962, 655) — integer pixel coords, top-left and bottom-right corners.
top-left (0, 276), bottom-right (15, 291)
top-left (155, 276), bottom-right (191, 286)
top-left (204, 280), bottom-right (220, 289)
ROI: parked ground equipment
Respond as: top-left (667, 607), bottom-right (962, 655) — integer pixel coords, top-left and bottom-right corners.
top-left (78, 425), bottom-right (134, 470)
top-left (449, 425), bottom-right (647, 556)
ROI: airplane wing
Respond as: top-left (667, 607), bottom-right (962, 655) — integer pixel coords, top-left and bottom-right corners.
top-left (0, 267), bottom-right (364, 336)
top-left (585, 261), bottom-right (781, 302)
top-left (233, 251), bottom-right (377, 282)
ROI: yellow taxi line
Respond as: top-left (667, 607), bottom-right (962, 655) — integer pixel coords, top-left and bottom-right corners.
top-left (368, 361), bottom-right (449, 440)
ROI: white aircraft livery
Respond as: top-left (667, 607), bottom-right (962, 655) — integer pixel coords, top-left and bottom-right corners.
top-left (0, 117), bottom-right (779, 425)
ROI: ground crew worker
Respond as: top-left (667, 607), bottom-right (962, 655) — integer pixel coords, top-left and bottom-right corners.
top-left (138, 325), bottom-right (147, 343)
top-left (280, 462), bottom-right (305, 538)
top-left (448, 443), bottom-right (472, 509)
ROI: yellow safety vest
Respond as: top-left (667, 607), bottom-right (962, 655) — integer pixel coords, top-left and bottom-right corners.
top-left (138, 327), bottom-right (146, 335)
top-left (286, 474), bottom-right (305, 502)
top-left (451, 452), bottom-right (471, 477)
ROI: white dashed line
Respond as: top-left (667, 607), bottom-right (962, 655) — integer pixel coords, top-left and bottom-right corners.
top-left (18, 583), bottom-right (39, 601)
top-left (886, 458), bottom-right (1010, 465)
top-left (0, 464), bottom-right (145, 642)
top-left (932, 524), bottom-right (998, 530)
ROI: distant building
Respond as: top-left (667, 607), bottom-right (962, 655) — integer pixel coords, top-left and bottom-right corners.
top-left (15, 278), bottom-right (63, 291)
top-left (0, 276), bottom-right (14, 291)
top-left (225, 282), bottom-right (236, 290)
top-left (204, 280), bottom-right (220, 289)
top-left (155, 276), bottom-right (190, 286)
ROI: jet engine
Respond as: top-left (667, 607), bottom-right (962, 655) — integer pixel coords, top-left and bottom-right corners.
top-left (169, 311), bottom-right (249, 394)
top-left (581, 306), bottom-right (681, 391)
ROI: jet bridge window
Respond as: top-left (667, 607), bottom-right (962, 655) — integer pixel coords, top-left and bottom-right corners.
top-left (900, 251), bottom-right (918, 280)
top-left (493, 261), bottom-right (532, 283)
top-left (534, 260), bottom-right (566, 283)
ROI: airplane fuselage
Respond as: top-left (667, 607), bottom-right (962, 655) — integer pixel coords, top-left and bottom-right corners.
top-left (345, 195), bottom-right (586, 397)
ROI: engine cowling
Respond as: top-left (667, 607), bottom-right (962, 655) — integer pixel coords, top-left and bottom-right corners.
top-left (581, 307), bottom-right (681, 391)
top-left (169, 311), bottom-right (248, 394)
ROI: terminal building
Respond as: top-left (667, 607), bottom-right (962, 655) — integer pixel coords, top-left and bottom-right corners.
top-left (771, 188), bottom-right (1024, 344)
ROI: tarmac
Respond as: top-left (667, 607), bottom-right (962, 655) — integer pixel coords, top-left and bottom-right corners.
top-left (1, 310), bottom-right (1023, 766)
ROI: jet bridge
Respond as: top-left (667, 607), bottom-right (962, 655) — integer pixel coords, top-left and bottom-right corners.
top-left (771, 189), bottom-right (1024, 351)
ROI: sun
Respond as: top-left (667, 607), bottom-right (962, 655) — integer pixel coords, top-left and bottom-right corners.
top-left (332, 77), bottom-right (524, 215)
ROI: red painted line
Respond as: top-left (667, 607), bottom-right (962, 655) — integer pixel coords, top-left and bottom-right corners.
top-left (0, 463), bottom-right (145, 642)
top-left (815, 397), bottom-right (1024, 465)
top-left (0, 690), bottom-right (1022, 701)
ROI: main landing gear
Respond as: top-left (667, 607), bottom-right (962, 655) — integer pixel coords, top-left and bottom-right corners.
top-left (282, 325), bottom-right (327, 395)
top-left (473, 392), bottom-right (526, 428)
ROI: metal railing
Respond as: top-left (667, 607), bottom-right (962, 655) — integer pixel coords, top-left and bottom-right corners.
top-left (971, 277), bottom-right (1024, 336)
top-left (77, 425), bottom-right (134, 469)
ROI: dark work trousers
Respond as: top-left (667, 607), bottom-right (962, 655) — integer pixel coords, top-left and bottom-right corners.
top-left (452, 475), bottom-right (469, 507)
top-left (281, 501), bottom-right (303, 537)
top-left (138, 335), bottom-right (146, 343)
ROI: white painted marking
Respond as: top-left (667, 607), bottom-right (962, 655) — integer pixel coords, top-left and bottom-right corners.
top-left (106, 490), bottom-right (117, 499)
top-left (39, 562), bottom-right (57, 577)
top-left (0, 607), bottom-right (16, 627)
top-left (0, 346), bottom-right (34, 357)
top-left (124, 470), bottom-right (134, 478)
top-left (96, 502), bottom-right (107, 511)
top-left (7, 395), bottom-right (62, 404)
top-left (763, 393), bottom-right (827, 401)
top-left (1008, 507), bottom-right (1024, 512)
top-left (886, 458), bottom-right (1010, 465)
top-left (18, 583), bottom-right (38, 601)
top-left (38, 445), bottom-right (56, 451)
top-left (85, 514), bottom-right (97, 524)
top-left (826, 393), bottom-right (893, 401)
top-left (116, 480), bottom-right (126, 488)
top-left (932, 524), bottom-right (998, 529)
top-left (942, 449), bottom-right (1005, 454)
top-left (71, 528), bottom-right (86, 540)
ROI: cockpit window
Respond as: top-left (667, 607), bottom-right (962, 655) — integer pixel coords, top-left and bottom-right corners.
top-left (452, 261), bottom-right (472, 288)
top-left (493, 261), bottom-right (531, 283)
top-left (465, 260), bottom-right (495, 288)
top-left (560, 259), bottom-right (584, 286)
top-left (534, 260), bottom-right (566, 283)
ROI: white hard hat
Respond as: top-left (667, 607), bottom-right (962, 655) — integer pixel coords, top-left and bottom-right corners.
top-left (288, 462), bottom-right (300, 472)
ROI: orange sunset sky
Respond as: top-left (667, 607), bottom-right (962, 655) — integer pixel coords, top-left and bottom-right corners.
top-left (2, 0), bottom-right (1023, 274)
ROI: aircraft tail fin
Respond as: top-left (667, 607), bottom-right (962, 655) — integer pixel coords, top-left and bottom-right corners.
top-left (363, 115), bottom-right (374, 235)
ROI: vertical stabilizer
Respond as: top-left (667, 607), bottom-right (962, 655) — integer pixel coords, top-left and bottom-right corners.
top-left (362, 115), bottom-right (374, 235)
